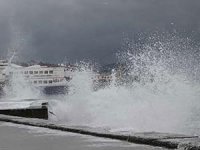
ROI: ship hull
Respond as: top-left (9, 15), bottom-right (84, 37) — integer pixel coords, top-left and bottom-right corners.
top-left (41, 85), bottom-right (68, 95)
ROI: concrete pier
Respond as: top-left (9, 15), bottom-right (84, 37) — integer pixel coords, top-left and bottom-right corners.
top-left (0, 122), bottom-right (165, 150)
top-left (0, 100), bottom-right (48, 119)
top-left (0, 114), bottom-right (199, 149)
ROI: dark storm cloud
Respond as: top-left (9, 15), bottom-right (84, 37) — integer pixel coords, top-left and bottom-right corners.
top-left (0, 0), bottom-right (200, 64)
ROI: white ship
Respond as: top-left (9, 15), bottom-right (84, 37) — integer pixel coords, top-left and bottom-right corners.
top-left (0, 60), bottom-right (8, 89)
top-left (0, 60), bottom-right (74, 94)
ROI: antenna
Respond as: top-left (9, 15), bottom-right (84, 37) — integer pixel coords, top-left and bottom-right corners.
top-left (8, 48), bottom-right (16, 66)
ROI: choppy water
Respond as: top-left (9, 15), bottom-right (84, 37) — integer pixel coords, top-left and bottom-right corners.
top-left (2, 33), bottom-right (200, 136)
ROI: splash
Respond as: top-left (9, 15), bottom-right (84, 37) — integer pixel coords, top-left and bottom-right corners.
top-left (0, 25), bottom-right (41, 100)
top-left (50, 62), bottom-right (95, 124)
top-left (51, 33), bottom-right (200, 135)
top-left (2, 65), bottom-right (41, 101)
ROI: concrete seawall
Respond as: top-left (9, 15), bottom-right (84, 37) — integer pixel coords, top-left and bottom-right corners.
top-left (0, 114), bottom-right (199, 150)
top-left (0, 108), bottom-right (48, 119)
top-left (0, 100), bottom-right (48, 119)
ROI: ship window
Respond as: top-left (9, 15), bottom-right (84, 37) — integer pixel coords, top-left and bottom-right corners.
top-left (39, 81), bottom-right (42, 84)
top-left (49, 70), bottom-right (53, 74)
top-left (53, 79), bottom-right (59, 82)
top-left (34, 71), bottom-right (38, 74)
top-left (34, 81), bottom-right (37, 84)
top-left (29, 71), bottom-right (33, 74)
top-left (49, 80), bottom-right (53, 84)
top-left (24, 71), bottom-right (28, 74)
top-left (39, 71), bottom-right (43, 74)
top-left (43, 80), bottom-right (48, 84)
top-left (44, 71), bottom-right (48, 74)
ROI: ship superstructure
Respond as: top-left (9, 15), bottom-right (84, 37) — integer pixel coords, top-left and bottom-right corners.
top-left (0, 61), bottom-right (74, 94)
top-left (0, 60), bottom-right (8, 88)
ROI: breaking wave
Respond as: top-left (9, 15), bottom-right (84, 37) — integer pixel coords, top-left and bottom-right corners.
top-left (2, 66), bottom-right (41, 101)
top-left (51, 33), bottom-right (200, 135)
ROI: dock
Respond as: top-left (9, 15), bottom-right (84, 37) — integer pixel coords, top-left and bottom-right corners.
top-left (0, 99), bottom-right (48, 119)
top-left (0, 114), bottom-right (200, 149)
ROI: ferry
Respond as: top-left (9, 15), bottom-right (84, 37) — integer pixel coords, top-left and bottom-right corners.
top-left (0, 60), bottom-right (74, 94)
top-left (0, 60), bottom-right (8, 89)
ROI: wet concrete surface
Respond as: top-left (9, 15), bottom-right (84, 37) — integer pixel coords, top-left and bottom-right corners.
top-left (0, 122), bottom-right (166, 150)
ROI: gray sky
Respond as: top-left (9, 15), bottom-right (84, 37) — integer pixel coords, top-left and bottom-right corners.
top-left (0, 0), bottom-right (200, 64)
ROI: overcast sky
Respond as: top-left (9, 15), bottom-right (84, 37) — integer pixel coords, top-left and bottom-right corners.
top-left (0, 0), bottom-right (200, 64)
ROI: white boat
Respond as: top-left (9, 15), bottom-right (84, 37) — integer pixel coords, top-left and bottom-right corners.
top-left (0, 60), bottom-right (73, 94)
top-left (0, 60), bottom-right (8, 89)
